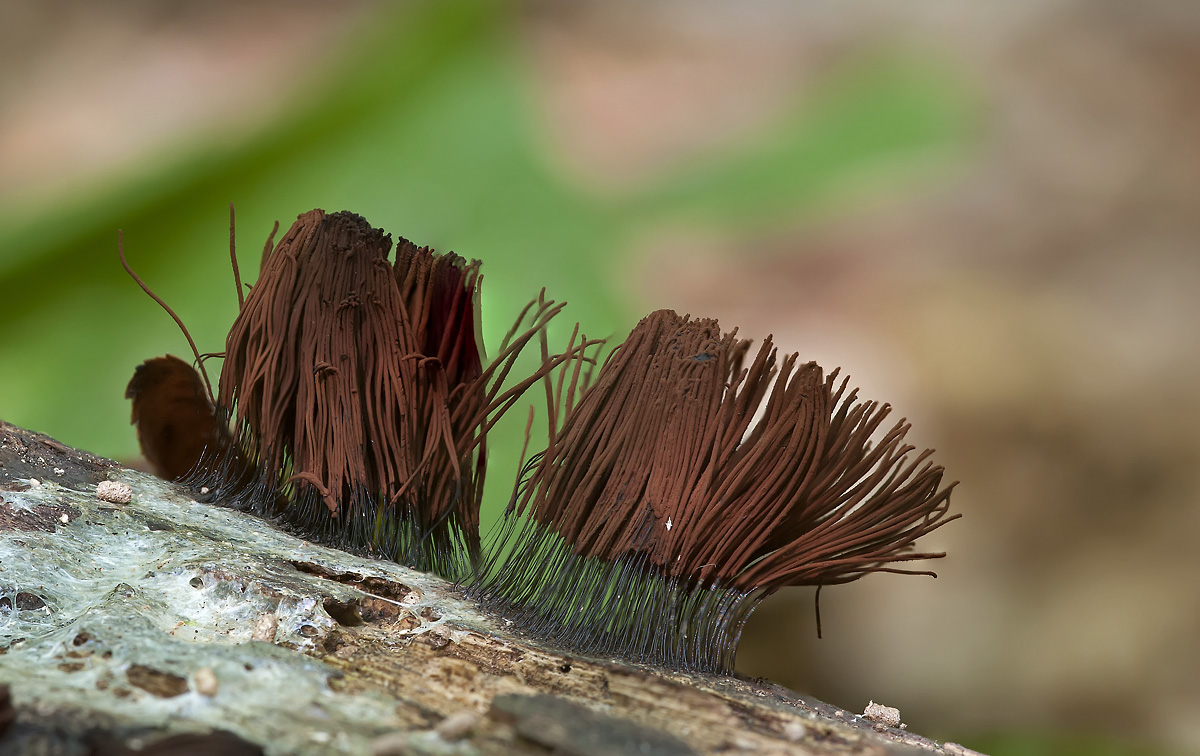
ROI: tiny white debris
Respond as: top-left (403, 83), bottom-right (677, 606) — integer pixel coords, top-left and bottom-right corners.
top-left (96, 481), bottom-right (132, 504)
top-left (371, 732), bottom-right (411, 756)
top-left (666, 517), bottom-right (672, 531)
top-left (59, 513), bottom-right (69, 524)
top-left (250, 612), bottom-right (278, 643)
top-left (28, 478), bottom-right (41, 487)
top-left (863, 700), bottom-right (902, 728)
top-left (782, 721), bottom-right (807, 742)
top-left (53, 468), bottom-right (65, 476)
top-left (199, 486), bottom-right (210, 495)
top-left (193, 667), bottom-right (219, 697)
top-left (309, 731), bottom-right (331, 744)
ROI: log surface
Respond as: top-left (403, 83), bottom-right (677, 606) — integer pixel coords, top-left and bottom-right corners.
top-left (0, 421), bottom-right (977, 756)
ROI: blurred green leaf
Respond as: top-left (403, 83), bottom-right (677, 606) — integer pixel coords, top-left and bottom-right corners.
top-left (629, 53), bottom-right (970, 231)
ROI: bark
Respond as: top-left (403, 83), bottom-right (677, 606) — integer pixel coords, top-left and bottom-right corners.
top-left (0, 421), bottom-right (980, 756)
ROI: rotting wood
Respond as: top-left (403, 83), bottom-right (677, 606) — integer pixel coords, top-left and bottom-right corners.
top-left (0, 421), bottom-right (979, 756)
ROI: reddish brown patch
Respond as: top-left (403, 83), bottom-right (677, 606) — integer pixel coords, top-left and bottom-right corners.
top-left (0, 684), bottom-right (13, 737)
top-left (124, 664), bottom-right (188, 698)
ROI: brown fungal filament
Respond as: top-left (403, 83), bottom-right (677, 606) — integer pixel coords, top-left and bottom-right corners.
top-left (119, 233), bottom-right (215, 402)
top-left (122, 228), bottom-right (247, 483)
top-left (229, 202), bottom-right (245, 310)
top-left (470, 309), bottom-right (957, 672)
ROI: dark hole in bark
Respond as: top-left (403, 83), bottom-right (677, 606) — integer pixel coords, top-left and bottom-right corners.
top-left (15, 592), bottom-right (45, 610)
top-left (359, 597), bottom-right (402, 623)
top-left (322, 598), bottom-right (364, 627)
top-left (289, 560), bottom-right (413, 601)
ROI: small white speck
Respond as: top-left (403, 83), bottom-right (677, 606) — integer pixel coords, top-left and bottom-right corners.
top-left (250, 612), bottom-right (278, 643)
top-left (59, 513), bottom-right (69, 524)
top-left (53, 468), bottom-right (65, 476)
top-left (96, 481), bottom-right (132, 504)
top-left (435, 711), bottom-right (479, 741)
top-left (193, 667), bottom-right (219, 697)
top-left (371, 732), bottom-right (411, 755)
top-left (783, 721), bottom-right (807, 742)
top-left (666, 517), bottom-right (673, 531)
top-left (863, 700), bottom-right (902, 728)
top-left (28, 478), bottom-right (40, 487)
top-left (200, 486), bottom-right (210, 495)
top-left (309, 731), bottom-right (331, 744)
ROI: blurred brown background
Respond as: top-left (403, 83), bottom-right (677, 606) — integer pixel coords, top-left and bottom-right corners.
top-left (2, 2), bottom-right (1198, 754)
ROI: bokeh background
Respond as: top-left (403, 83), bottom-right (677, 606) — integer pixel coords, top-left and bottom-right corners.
top-left (2, 2), bottom-right (1198, 754)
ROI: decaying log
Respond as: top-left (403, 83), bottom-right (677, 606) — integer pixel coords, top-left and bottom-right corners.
top-left (0, 421), bottom-right (981, 756)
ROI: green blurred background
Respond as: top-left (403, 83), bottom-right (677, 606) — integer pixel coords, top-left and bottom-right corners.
top-left (3, 2), bottom-right (1198, 755)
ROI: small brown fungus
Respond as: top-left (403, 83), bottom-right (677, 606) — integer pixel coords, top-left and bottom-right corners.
top-left (471, 309), bottom-right (957, 672)
top-left (126, 355), bottom-right (224, 483)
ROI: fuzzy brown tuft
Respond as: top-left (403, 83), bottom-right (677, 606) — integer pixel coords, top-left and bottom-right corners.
top-left (164, 209), bottom-right (575, 578)
top-left (471, 309), bottom-right (957, 671)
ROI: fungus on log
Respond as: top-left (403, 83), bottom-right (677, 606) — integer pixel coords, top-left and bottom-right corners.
top-left (0, 421), bottom-right (977, 756)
